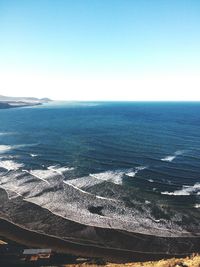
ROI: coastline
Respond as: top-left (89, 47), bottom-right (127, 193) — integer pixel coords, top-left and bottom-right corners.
top-left (0, 101), bottom-right (43, 109)
top-left (0, 101), bottom-right (200, 265)
top-left (0, 215), bottom-right (197, 263)
top-left (1, 218), bottom-right (200, 266)
top-left (0, 95), bottom-right (52, 109)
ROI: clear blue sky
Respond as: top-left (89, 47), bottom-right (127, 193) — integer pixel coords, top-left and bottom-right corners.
top-left (0, 0), bottom-right (200, 100)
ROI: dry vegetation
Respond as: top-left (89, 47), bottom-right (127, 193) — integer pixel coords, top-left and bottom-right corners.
top-left (66, 254), bottom-right (200, 267)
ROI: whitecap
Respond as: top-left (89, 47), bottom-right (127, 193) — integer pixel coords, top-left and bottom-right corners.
top-left (0, 143), bottom-right (38, 154)
top-left (0, 160), bottom-right (24, 171)
top-left (89, 167), bottom-right (147, 185)
top-left (0, 145), bottom-right (12, 153)
top-left (161, 155), bottom-right (176, 162)
top-left (161, 183), bottom-right (200, 196)
top-left (125, 166), bottom-right (147, 177)
top-left (161, 150), bottom-right (184, 162)
top-left (194, 204), bottom-right (200, 208)
top-left (90, 170), bottom-right (125, 185)
top-left (30, 153), bottom-right (38, 157)
top-left (47, 165), bottom-right (74, 176)
top-left (25, 165), bottom-right (74, 185)
top-left (125, 171), bottom-right (137, 177)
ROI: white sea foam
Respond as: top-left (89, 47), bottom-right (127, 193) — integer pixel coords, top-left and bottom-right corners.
top-left (161, 183), bottom-right (200, 196)
top-left (63, 180), bottom-right (116, 201)
top-left (90, 170), bottom-right (125, 185)
top-left (194, 204), bottom-right (200, 208)
top-left (25, 165), bottom-right (74, 185)
top-left (24, 169), bottom-right (52, 185)
top-left (47, 165), bottom-right (74, 176)
top-left (66, 176), bottom-right (102, 188)
top-left (148, 179), bottom-right (154, 183)
top-left (30, 153), bottom-right (38, 157)
top-left (89, 166), bottom-right (147, 185)
top-left (161, 155), bottom-right (176, 162)
top-left (0, 143), bottom-right (37, 154)
top-left (0, 145), bottom-right (12, 153)
top-left (0, 160), bottom-right (24, 171)
top-left (0, 155), bottom-right (15, 160)
top-left (161, 150), bottom-right (184, 162)
top-left (125, 166), bottom-right (147, 177)
top-left (63, 180), bottom-right (90, 194)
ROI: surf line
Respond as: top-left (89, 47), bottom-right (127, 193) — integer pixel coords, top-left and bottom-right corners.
top-left (22, 170), bottom-right (50, 185)
top-left (63, 180), bottom-right (118, 202)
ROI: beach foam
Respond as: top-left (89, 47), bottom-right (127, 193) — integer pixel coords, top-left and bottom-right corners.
top-left (24, 165), bottom-right (74, 185)
top-left (125, 166), bottom-right (147, 177)
top-left (47, 165), bottom-right (74, 174)
top-left (161, 155), bottom-right (176, 162)
top-left (25, 169), bottom-right (57, 185)
top-left (0, 160), bottom-right (24, 171)
top-left (89, 166), bottom-right (147, 185)
top-left (161, 183), bottom-right (200, 196)
top-left (0, 145), bottom-right (12, 153)
top-left (90, 170), bottom-right (125, 185)
top-left (65, 176), bottom-right (102, 188)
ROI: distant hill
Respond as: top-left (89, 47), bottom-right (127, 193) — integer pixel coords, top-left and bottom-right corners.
top-left (0, 95), bottom-right (52, 103)
top-left (0, 95), bottom-right (52, 109)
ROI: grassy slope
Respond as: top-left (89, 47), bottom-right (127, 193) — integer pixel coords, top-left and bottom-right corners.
top-left (67, 254), bottom-right (200, 267)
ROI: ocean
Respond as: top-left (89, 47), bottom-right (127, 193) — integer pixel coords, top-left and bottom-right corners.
top-left (0, 101), bottom-right (200, 258)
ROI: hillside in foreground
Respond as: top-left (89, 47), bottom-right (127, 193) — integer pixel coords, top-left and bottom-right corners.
top-left (67, 254), bottom-right (200, 267)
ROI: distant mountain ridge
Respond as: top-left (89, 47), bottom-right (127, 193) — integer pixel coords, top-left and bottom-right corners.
top-left (0, 95), bottom-right (52, 102)
top-left (0, 95), bottom-right (52, 109)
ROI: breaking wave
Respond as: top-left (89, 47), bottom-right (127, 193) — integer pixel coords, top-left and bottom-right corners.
top-left (89, 166), bottom-right (147, 185)
top-left (30, 153), bottom-right (38, 157)
top-left (0, 143), bottom-right (38, 154)
top-left (161, 150), bottom-right (184, 162)
top-left (0, 160), bottom-right (24, 171)
top-left (89, 170), bottom-right (124, 185)
top-left (125, 166), bottom-right (147, 177)
top-left (23, 169), bottom-right (52, 185)
top-left (22, 165), bottom-right (74, 185)
top-left (161, 183), bottom-right (200, 196)
top-left (47, 165), bottom-right (74, 175)
top-left (0, 145), bottom-right (12, 153)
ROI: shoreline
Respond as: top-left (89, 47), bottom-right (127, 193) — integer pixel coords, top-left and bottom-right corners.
top-left (0, 187), bottom-right (200, 263)
top-left (0, 101), bottom-right (43, 109)
top-left (0, 216), bottom-right (195, 263)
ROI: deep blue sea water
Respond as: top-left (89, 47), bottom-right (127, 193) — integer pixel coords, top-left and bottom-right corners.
top-left (0, 102), bottom-right (200, 233)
